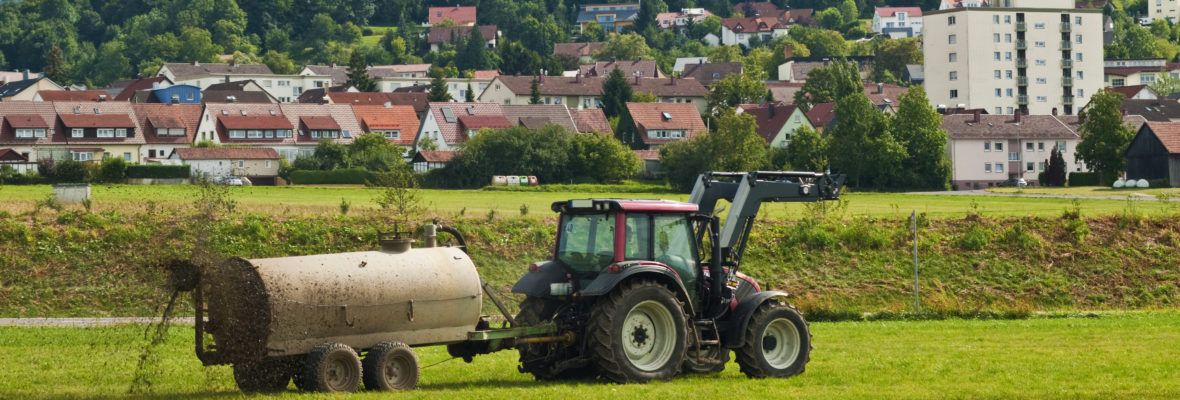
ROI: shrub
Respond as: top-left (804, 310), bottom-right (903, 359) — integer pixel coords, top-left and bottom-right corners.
top-left (126, 165), bottom-right (190, 179)
top-left (98, 157), bottom-right (127, 183)
top-left (955, 223), bottom-right (992, 251)
top-left (288, 168), bottom-right (374, 184)
top-left (53, 160), bottom-right (89, 183)
top-left (1068, 172), bottom-right (1099, 186)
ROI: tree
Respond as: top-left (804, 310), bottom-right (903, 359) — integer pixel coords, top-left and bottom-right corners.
top-left (458, 26), bottom-right (493, 71)
top-left (600, 68), bottom-right (633, 118)
top-left (596, 33), bottom-right (650, 61)
top-left (263, 50), bottom-right (297, 75)
top-left (498, 40), bottom-right (544, 76)
top-left (659, 112), bottom-right (767, 191)
top-left (707, 45), bottom-right (743, 63)
top-left (529, 78), bottom-right (542, 104)
top-left (815, 8), bottom-right (844, 30)
top-left (785, 125), bottom-right (827, 171)
top-left (1077, 89), bottom-right (1136, 184)
top-left (465, 82), bottom-right (475, 102)
top-left (346, 49), bottom-right (377, 91)
top-left (90, 41), bottom-right (131, 87)
top-left (570, 133), bottom-right (641, 182)
top-left (178, 27), bottom-right (223, 63)
top-left (793, 59), bottom-right (862, 111)
top-left (789, 26), bottom-right (848, 58)
top-left (872, 38), bottom-right (921, 83)
top-left (314, 139), bottom-right (348, 170)
top-left (98, 156), bottom-right (127, 183)
top-left (708, 71), bottom-right (768, 110)
top-left (658, 138), bottom-right (709, 192)
top-left (838, 0), bottom-right (858, 24)
top-left (437, 125), bottom-right (576, 187)
top-left (348, 133), bottom-right (405, 171)
top-left (891, 85), bottom-right (951, 190)
top-left (45, 46), bottom-right (66, 83)
top-left (1150, 70), bottom-right (1180, 97)
top-left (1044, 147), bottom-right (1067, 187)
top-left (826, 92), bottom-right (905, 188)
top-left (428, 68), bottom-right (453, 102)
top-left (582, 21), bottom-right (606, 42)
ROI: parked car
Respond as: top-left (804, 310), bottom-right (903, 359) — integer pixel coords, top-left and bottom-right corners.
top-left (1000, 178), bottom-right (1027, 188)
top-left (217, 176), bottom-right (244, 186)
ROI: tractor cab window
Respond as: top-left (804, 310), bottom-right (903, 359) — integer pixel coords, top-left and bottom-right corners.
top-left (653, 215), bottom-right (694, 273)
top-left (624, 214), bottom-right (651, 259)
top-left (556, 213), bottom-right (616, 271)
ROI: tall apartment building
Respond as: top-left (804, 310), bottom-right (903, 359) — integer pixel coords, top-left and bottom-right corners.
top-left (1149, 0), bottom-right (1179, 23)
top-left (924, 0), bottom-right (1102, 116)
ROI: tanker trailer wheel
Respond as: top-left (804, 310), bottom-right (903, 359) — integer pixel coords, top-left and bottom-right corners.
top-left (299, 342), bottom-right (363, 392)
top-left (589, 279), bottom-right (687, 383)
top-left (735, 301), bottom-right (811, 378)
top-left (233, 359), bottom-right (293, 393)
top-left (363, 341), bottom-right (419, 391)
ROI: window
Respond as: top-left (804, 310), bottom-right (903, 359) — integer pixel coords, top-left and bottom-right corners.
top-left (1004, 15), bottom-right (1011, 23)
top-left (1007, 107), bottom-right (1014, 114)
top-left (624, 214), bottom-right (651, 259)
top-left (1038, 162), bottom-right (1046, 171)
top-left (1027, 162), bottom-right (1035, 171)
top-left (72, 128), bottom-right (83, 138)
top-left (950, 89), bottom-right (958, 98)
top-left (1075, 16), bottom-right (1082, 25)
top-left (1077, 89), bottom-right (1085, 97)
top-left (1036, 96), bottom-right (1048, 102)
top-left (652, 215), bottom-right (694, 272)
top-left (1077, 71), bottom-right (1084, 80)
top-left (72, 152), bottom-right (92, 162)
top-left (949, 71), bottom-right (958, 80)
top-left (1112, 78), bottom-right (1125, 86)
top-left (995, 107), bottom-right (1003, 114)
top-left (1142, 75), bottom-right (1157, 84)
top-left (995, 70), bottom-right (1002, 79)
top-left (1006, 70), bottom-right (1013, 79)
top-left (995, 163), bottom-right (1004, 173)
top-left (1035, 41), bottom-right (1045, 47)
top-left (1026, 142), bottom-right (1034, 151)
top-left (994, 52), bottom-right (1001, 61)
top-left (992, 15), bottom-right (999, 24)
top-left (949, 16), bottom-right (957, 25)
top-left (1075, 34), bottom-right (1082, 44)
top-left (383, 130), bottom-right (401, 139)
top-left (115, 128), bottom-right (127, 138)
top-left (1006, 88), bottom-right (1013, 97)
top-left (1038, 142), bottom-right (1045, 151)
top-left (265, 160), bottom-right (271, 168)
top-left (15, 128), bottom-right (45, 138)
top-left (948, 34), bottom-right (956, 44)
top-left (1036, 78), bottom-right (1047, 84)
top-left (1076, 53), bottom-right (1083, 62)
top-left (995, 88), bottom-right (1002, 97)
top-left (123, 152), bottom-right (131, 161)
top-left (1005, 52), bottom-right (1013, 61)
top-left (97, 128), bottom-right (114, 138)
top-left (985, 163), bottom-right (992, 173)
top-left (1009, 152), bottom-right (1021, 161)
top-left (1035, 59), bottom-right (1046, 66)
top-left (229, 130), bottom-right (246, 139)
top-left (994, 33), bottom-right (1001, 43)
top-left (985, 142), bottom-right (992, 151)
top-left (247, 130), bottom-right (263, 139)
top-left (950, 53), bottom-right (958, 62)
top-left (1056, 141), bottom-right (1066, 151)
top-left (1034, 23), bottom-right (1045, 29)
top-left (995, 142), bottom-right (1003, 151)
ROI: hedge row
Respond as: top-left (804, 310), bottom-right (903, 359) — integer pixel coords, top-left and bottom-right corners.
top-left (126, 165), bottom-right (190, 179)
top-left (1068, 172), bottom-right (1099, 187)
top-left (289, 168), bottom-right (374, 184)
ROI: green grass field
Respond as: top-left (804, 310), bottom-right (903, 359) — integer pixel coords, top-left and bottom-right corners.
top-left (361, 26), bottom-right (397, 46)
top-left (2, 312), bottom-right (1177, 399)
top-left (2, 184), bottom-right (1177, 219)
top-left (989, 186), bottom-right (1180, 197)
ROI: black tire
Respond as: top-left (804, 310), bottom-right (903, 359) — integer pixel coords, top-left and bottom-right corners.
top-left (516, 297), bottom-right (595, 380)
top-left (299, 342), bottom-right (362, 393)
top-left (233, 359), bottom-right (292, 393)
top-left (589, 279), bottom-right (687, 383)
top-left (734, 301), bottom-right (811, 379)
top-left (363, 341), bottom-right (419, 391)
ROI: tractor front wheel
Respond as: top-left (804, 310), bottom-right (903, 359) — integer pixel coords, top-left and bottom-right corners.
top-left (734, 301), bottom-right (811, 378)
top-left (589, 279), bottom-right (687, 383)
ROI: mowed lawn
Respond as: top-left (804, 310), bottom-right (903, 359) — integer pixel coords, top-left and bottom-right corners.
top-left (1, 313), bottom-right (1176, 399)
top-left (2, 184), bottom-right (1177, 219)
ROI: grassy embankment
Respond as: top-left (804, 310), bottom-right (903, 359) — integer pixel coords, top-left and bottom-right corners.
top-left (0, 184), bottom-right (1176, 318)
top-left (2, 312), bottom-right (1178, 399)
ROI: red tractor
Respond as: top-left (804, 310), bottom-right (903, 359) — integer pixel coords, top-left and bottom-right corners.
top-left (502, 171), bottom-right (845, 382)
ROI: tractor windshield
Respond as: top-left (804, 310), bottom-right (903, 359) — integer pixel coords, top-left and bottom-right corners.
top-left (556, 213), bottom-right (616, 272)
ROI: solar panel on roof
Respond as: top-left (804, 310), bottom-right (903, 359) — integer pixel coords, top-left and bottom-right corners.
top-left (441, 107), bottom-right (456, 123)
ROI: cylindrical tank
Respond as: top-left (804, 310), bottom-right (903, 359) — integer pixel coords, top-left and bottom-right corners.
top-left (201, 246), bottom-right (482, 360)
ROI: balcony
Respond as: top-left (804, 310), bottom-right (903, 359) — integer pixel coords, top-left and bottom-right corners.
top-left (1017, 76), bottom-right (1028, 86)
top-left (1062, 76), bottom-right (1073, 86)
top-left (1018, 95), bottom-right (1029, 105)
top-left (1016, 21), bottom-right (1027, 31)
top-left (1061, 41), bottom-right (1072, 50)
top-left (1062, 59), bottom-right (1073, 68)
top-left (1061, 22), bottom-right (1071, 32)
top-left (1016, 40), bottom-right (1027, 50)
top-left (1017, 59), bottom-right (1028, 68)
top-left (1063, 96), bottom-right (1075, 105)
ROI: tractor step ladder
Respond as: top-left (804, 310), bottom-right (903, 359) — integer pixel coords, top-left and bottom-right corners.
top-left (694, 319), bottom-right (721, 346)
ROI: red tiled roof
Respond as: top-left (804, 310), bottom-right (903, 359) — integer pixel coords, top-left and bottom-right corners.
top-left (325, 92), bottom-right (429, 113)
top-left (174, 147), bottom-right (279, 160)
top-left (579, 60), bottom-right (664, 78)
top-left (570, 108), bottom-right (613, 134)
top-left (0, 102), bottom-right (57, 145)
top-left (147, 115), bottom-right (183, 128)
top-left (554, 42), bottom-right (604, 58)
top-left (805, 103), bottom-right (836, 128)
top-left (744, 104), bottom-right (801, 144)
top-left (458, 115), bottom-right (511, 131)
top-left (1104, 85), bottom-right (1156, 99)
top-left (0, 148), bottom-right (28, 162)
top-left (625, 102), bottom-right (706, 145)
top-left (633, 149), bottom-right (659, 160)
top-left (219, 115), bottom-right (293, 130)
top-left (414, 150), bottom-right (457, 162)
top-left (429, 6), bottom-right (477, 25)
top-left (426, 102), bottom-right (504, 145)
top-left (37, 90), bottom-right (110, 102)
top-left (351, 104), bottom-right (420, 146)
top-left (492, 75), bottom-right (707, 97)
top-left (278, 104), bottom-right (362, 145)
top-left (942, 114), bottom-right (1077, 140)
top-left (875, 7), bottom-right (922, 17)
top-left (5, 114), bottom-right (49, 128)
top-left (1104, 63), bottom-right (1180, 77)
top-left (473, 70), bottom-right (500, 80)
top-left (1144, 122), bottom-right (1180, 154)
top-left (301, 116), bottom-right (341, 130)
top-left (132, 103), bottom-right (202, 144)
top-left (59, 113), bottom-right (136, 128)
top-left (113, 77), bottom-right (172, 101)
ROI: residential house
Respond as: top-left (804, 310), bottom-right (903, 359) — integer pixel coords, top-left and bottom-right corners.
top-left (1104, 59), bottom-right (1180, 88)
top-left (428, 6), bottom-right (477, 26)
top-left (777, 55), bottom-right (875, 83)
top-left (107, 77), bottom-right (173, 101)
top-left (768, 82), bottom-right (908, 112)
top-left (579, 60), bottom-right (665, 78)
top-left (350, 104), bottom-right (421, 156)
top-left (804, 102), bottom-right (836, 132)
top-left (554, 42), bottom-right (604, 64)
top-left (1147, 0), bottom-right (1179, 23)
top-left (720, 16), bottom-right (790, 47)
top-left (733, 2), bottom-right (783, 18)
top-left (426, 26), bottom-right (498, 52)
top-left (0, 77), bottom-right (63, 101)
top-left (680, 62), bottom-right (743, 87)
top-left (318, 92), bottom-right (429, 118)
top-left (943, 111), bottom-right (1084, 188)
top-left (157, 61), bottom-right (332, 103)
top-left (52, 101), bottom-right (146, 163)
top-left (478, 75), bottom-right (709, 113)
top-left (170, 147), bottom-right (281, 184)
top-left (34, 90), bottom-right (111, 102)
top-left (655, 8), bottom-right (714, 29)
top-left (872, 7), bottom-right (923, 38)
top-left (673, 57), bottom-right (709, 73)
top-left (412, 150), bottom-right (457, 172)
top-left (570, 108), bottom-right (613, 134)
top-left (370, 64), bottom-right (433, 81)
top-left (0, 102), bottom-right (58, 162)
top-left (500, 104), bottom-right (579, 132)
top-left (939, 0), bottom-right (989, 9)
top-left (132, 103), bottom-right (202, 161)
top-left (904, 64), bottom-right (925, 85)
top-left (577, 3), bottom-right (640, 33)
top-left (195, 103), bottom-right (297, 159)
top-left (745, 103), bottom-right (811, 148)
top-left (0, 148), bottom-right (34, 173)
top-left (632, 149), bottom-right (662, 177)
top-left (1105, 85), bottom-right (1159, 100)
top-left (295, 86), bottom-right (357, 104)
top-left (299, 64), bottom-right (350, 86)
top-left (127, 84), bottom-right (203, 104)
top-left (0, 71), bottom-right (41, 85)
top-left (924, 1), bottom-right (1103, 116)
top-left (622, 102), bottom-right (707, 149)
top-left (1120, 99), bottom-right (1180, 122)
top-left (415, 102), bottom-right (507, 151)
top-left (1126, 122), bottom-right (1180, 186)
top-left (278, 103), bottom-right (362, 156)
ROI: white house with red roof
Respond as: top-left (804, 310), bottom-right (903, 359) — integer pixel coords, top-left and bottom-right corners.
top-left (414, 102), bottom-right (507, 151)
top-left (427, 6), bottom-right (477, 26)
top-left (872, 7), bottom-right (922, 38)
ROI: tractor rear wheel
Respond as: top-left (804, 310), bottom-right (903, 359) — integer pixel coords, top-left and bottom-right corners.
top-left (362, 341), bottom-right (419, 391)
top-left (233, 359), bottom-right (292, 393)
top-left (589, 279), bottom-right (687, 383)
top-left (734, 301), bottom-right (811, 378)
top-left (516, 297), bottom-right (594, 380)
top-left (298, 342), bottom-right (362, 392)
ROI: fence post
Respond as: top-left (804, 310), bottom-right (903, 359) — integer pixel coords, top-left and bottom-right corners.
top-left (911, 210), bottom-right (920, 312)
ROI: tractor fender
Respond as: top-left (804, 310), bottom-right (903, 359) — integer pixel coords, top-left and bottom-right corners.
top-left (721, 290), bottom-right (791, 349)
top-left (510, 261), bottom-right (567, 298)
top-left (581, 263), bottom-right (695, 316)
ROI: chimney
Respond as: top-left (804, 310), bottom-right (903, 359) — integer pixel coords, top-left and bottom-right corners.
top-left (575, 73), bottom-right (581, 83)
top-left (634, 76), bottom-right (640, 85)
top-left (1052, 107), bottom-right (1058, 116)
top-left (876, 83), bottom-right (884, 94)
top-left (227, 95), bottom-right (236, 103)
top-left (1014, 109), bottom-right (1021, 123)
top-left (383, 101), bottom-right (392, 108)
top-left (224, 75), bottom-right (231, 83)
top-left (670, 76), bottom-right (676, 85)
top-left (22, 69), bottom-right (28, 80)
top-left (321, 96), bottom-right (329, 105)
top-left (192, 61), bottom-right (199, 66)
top-left (329, 62), bottom-right (336, 68)
top-left (769, 102), bottom-right (776, 118)
top-left (98, 94), bottom-right (107, 102)
top-left (229, 60), bottom-right (236, 67)
top-left (783, 44), bottom-right (794, 60)
top-left (972, 109), bottom-right (980, 123)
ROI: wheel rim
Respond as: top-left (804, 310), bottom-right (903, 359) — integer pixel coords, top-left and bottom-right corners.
top-left (383, 354), bottom-right (411, 389)
top-left (325, 356), bottom-right (355, 390)
top-left (761, 318), bottom-right (801, 369)
top-left (621, 300), bottom-right (676, 372)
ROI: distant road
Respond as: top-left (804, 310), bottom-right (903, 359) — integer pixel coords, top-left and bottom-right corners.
top-left (0, 317), bottom-right (194, 327)
top-left (909, 189), bottom-right (1169, 201)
